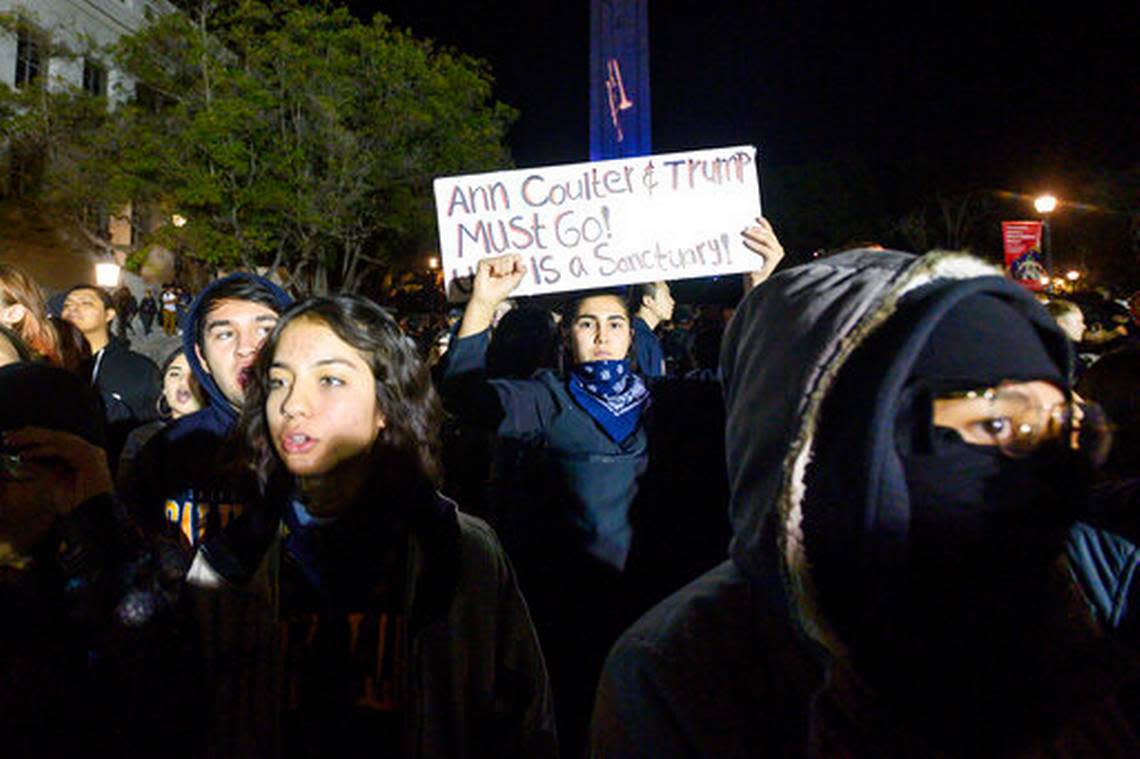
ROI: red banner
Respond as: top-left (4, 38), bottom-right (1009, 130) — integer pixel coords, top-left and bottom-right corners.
top-left (1002, 221), bottom-right (1047, 291)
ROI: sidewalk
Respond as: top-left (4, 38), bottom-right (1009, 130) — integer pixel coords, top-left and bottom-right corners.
top-left (122, 323), bottom-right (184, 366)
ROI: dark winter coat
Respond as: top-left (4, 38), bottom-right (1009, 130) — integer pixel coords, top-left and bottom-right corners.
top-left (185, 485), bottom-right (557, 758)
top-left (440, 328), bottom-right (648, 571)
top-left (590, 250), bottom-right (1140, 756)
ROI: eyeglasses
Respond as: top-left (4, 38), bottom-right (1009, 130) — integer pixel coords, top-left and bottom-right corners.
top-left (935, 386), bottom-right (1113, 467)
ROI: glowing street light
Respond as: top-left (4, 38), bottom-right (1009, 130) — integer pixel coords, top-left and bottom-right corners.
top-left (1034, 194), bottom-right (1058, 214)
top-left (95, 262), bottom-right (121, 287)
top-left (1032, 194), bottom-right (1058, 279)
top-left (427, 256), bottom-right (440, 270)
top-left (1066, 269), bottom-right (1080, 282)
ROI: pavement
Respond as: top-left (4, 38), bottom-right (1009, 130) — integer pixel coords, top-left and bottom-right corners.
top-left (120, 321), bottom-right (185, 366)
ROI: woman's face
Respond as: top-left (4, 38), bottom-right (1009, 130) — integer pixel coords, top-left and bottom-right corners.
top-left (163, 353), bottom-right (202, 419)
top-left (568, 294), bottom-right (632, 364)
top-left (266, 317), bottom-right (385, 479)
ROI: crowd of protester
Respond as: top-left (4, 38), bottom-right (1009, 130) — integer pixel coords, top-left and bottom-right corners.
top-left (1, 218), bottom-right (1139, 756)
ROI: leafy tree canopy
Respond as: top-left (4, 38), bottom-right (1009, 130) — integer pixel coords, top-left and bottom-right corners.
top-left (2, 1), bottom-right (516, 292)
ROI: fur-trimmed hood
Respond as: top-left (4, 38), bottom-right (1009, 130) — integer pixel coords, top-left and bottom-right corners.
top-left (719, 248), bottom-right (1073, 651)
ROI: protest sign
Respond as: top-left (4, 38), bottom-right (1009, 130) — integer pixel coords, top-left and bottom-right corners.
top-left (1002, 221), bottom-right (1047, 291)
top-left (433, 145), bottom-right (762, 300)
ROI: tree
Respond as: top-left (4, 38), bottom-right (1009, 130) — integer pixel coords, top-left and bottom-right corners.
top-left (3, 1), bottom-right (517, 293)
top-left (891, 190), bottom-right (994, 256)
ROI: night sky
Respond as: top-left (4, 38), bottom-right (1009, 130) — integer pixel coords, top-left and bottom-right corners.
top-left (349, 1), bottom-right (1137, 275)
top-left (356, 2), bottom-right (1134, 180)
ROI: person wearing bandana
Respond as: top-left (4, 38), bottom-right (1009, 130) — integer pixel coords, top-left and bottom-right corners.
top-left (441, 221), bottom-right (782, 756)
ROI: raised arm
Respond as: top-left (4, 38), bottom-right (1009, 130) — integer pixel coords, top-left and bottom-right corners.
top-left (458, 253), bottom-right (527, 338)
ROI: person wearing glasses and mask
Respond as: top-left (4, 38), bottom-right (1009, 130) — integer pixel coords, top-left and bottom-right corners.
top-left (590, 248), bottom-right (1138, 756)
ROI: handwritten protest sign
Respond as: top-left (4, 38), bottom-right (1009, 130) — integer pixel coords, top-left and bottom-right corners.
top-left (433, 145), bottom-right (762, 300)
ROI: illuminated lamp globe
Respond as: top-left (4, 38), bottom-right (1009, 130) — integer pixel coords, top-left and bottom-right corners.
top-left (95, 262), bottom-right (121, 287)
top-left (1066, 270), bottom-right (1080, 282)
top-left (1034, 195), bottom-right (1058, 214)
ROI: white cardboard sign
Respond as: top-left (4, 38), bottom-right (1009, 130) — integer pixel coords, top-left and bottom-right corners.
top-left (433, 145), bottom-right (762, 300)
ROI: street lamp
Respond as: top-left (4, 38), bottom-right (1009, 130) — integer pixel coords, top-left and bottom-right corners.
top-left (95, 261), bottom-right (121, 287)
top-left (1034, 194), bottom-right (1058, 279)
top-left (1066, 269), bottom-right (1080, 282)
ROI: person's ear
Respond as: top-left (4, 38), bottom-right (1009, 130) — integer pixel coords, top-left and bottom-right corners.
top-left (1, 303), bottom-right (27, 325)
top-left (104, 307), bottom-right (117, 325)
top-left (194, 342), bottom-right (213, 376)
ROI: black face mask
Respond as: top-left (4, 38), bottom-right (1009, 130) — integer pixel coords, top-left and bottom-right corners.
top-left (903, 426), bottom-right (1087, 580)
top-left (868, 425), bottom-right (1095, 737)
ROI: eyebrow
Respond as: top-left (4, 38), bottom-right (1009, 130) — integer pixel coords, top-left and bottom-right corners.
top-left (206, 313), bottom-right (278, 331)
top-left (576, 314), bottom-right (628, 322)
top-left (270, 357), bottom-right (360, 371)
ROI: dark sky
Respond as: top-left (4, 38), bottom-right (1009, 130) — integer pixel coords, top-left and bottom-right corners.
top-left (352, 1), bottom-right (1137, 214)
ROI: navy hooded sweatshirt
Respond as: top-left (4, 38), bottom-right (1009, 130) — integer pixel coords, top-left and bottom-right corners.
top-left (121, 273), bottom-right (291, 546)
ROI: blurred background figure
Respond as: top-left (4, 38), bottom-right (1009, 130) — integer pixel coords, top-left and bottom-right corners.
top-left (139, 289), bottom-right (157, 336)
top-left (0, 262), bottom-right (61, 366)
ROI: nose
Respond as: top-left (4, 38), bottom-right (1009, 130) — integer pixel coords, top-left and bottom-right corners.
top-left (281, 380), bottom-right (311, 419)
top-left (236, 326), bottom-right (259, 357)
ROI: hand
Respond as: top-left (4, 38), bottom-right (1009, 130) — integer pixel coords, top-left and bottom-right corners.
top-left (459, 254), bottom-right (527, 337)
top-left (472, 253), bottom-right (526, 307)
top-left (741, 217), bottom-right (785, 291)
top-left (2, 427), bottom-right (113, 516)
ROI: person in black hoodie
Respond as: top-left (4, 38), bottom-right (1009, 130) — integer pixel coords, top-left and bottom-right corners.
top-left (590, 248), bottom-right (1140, 756)
top-left (121, 273), bottom-right (292, 546)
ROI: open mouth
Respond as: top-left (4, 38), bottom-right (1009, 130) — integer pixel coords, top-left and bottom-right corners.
top-left (175, 389), bottom-right (192, 405)
top-left (281, 432), bottom-right (317, 454)
top-left (237, 367), bottom-right (253, 390)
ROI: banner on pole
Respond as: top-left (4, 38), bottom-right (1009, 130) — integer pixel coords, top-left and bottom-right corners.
top-left (433, 145), bottom-right (763, 301)
top-left (1002, 220), bottom-right (1047, 291)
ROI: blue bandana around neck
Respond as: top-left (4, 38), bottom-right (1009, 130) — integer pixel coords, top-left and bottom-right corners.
top-left (567, 359), bottom-right (649, 442)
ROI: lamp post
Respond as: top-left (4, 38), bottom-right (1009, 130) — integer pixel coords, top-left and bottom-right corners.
top-left (1034, 194), bottom-right (1057, 284)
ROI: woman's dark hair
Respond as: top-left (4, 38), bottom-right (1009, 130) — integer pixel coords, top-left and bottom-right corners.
top-left (48, 315), bottom-right (91, 376)
top-left (240, 294), bottom-right (443, 491)
top-left (486, 306), bottom-right (560, 379)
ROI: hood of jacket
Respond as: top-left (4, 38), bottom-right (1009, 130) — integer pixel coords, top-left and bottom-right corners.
top-left (182, 273), bottom-right (292, 428)
top-left (719, 248), bottom-right (1073, 653)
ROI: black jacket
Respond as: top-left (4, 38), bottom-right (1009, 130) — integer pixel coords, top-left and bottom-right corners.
top-left (591, 250), bottom-right (1140, 756)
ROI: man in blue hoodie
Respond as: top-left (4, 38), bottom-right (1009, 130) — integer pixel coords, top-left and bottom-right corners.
top-left (122, 273), bottom-right (292, 548)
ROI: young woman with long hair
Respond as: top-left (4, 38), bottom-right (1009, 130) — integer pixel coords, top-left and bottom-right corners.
top-left (186, 294), bottom-right (555, 757)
